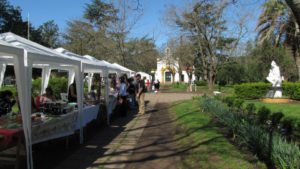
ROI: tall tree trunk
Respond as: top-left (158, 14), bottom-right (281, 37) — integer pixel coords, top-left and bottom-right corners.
top-left (207, 72), bottom-right (215, 93)
top-left (286, 0), bottom-right (300, 79)
top-left (286, 0), bottom-right (300, 26)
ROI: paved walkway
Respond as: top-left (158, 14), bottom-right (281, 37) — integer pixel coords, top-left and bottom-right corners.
top-left (52, 93), bottom-right (199, 169)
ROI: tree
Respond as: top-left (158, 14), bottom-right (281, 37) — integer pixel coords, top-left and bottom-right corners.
top-left (257, 0), bottom-right (300, 79)
top-left (0, 0), bottom-right (48, 44)
top-left (63, 20), bottom-right (96, 55)
top-left (0, 0), bottom-right (26, 35)
top-left (38, 20), bottom-right (60, 48)
top-left (174, 1), bottom-right (229, 91)
top-left (109, 0), bottom-right (143, 66)
top-left (285, 0), bottom-right (300, 26)
top-left (172, 37), bottom-right (195, 83)
top-left (84, 0), bottom-right (117, 30)
top-left (126, 37), bottom-right (158, 73)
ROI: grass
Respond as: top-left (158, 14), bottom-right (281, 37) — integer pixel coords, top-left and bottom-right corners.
top-left (172, 99), bottom-right (266, 169)
top-left (244, 100), bottom-right (300, 122)
top-left (160, 83), bottom-right (235, 96)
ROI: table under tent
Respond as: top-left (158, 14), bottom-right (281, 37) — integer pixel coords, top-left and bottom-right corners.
top-left (55, 48), bottom-right (119, 125)
top-left (82, 55), bottom-right (130, 124)
top-left (0, 32), bottom-right (87, 169)
top-left (0, 32), bottom-right (125, 169)
top-left (0, 39), bottom-right (31, 169)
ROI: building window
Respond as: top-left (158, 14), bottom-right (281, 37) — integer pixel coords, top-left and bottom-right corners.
top-left (181, 74), bottom-right (185, 82)
top-left (165, 72), bottom-right (172, 82)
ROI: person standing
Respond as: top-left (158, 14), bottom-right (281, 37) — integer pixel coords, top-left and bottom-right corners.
top-left (119, 76), bottom-right (128, 116)
top-left (68, 81), bottom-right (77, 102)
top-left (135, 74), bottom-right (146, 115)
top-left (0, 90), bottom-right (16, 116)
top-left (127, 77), bottom-right (137, 112)
top-left (154, 79), bottom-right (160, 93)
top-left (145, 79), bottom-right (150, 92)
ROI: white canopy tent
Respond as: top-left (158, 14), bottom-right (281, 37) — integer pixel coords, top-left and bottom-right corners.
top-left (55, 48), bottom-right (110, 92)
top-left (137, 71), bottom-right (152, 81)
top-left (0, 33), bottom-right (85, 169)
top-left (101, 60), bottom-right (123, 75)
top-left (0, 40), bottom-right (34, 169)
top-left (55, 49), bottom-right (116, 125)
top-left (112, 63), bottom-right (134, 77)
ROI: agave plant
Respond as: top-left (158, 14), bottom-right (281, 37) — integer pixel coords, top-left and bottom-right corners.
top-left (199, 96), bottom-right (300, 169)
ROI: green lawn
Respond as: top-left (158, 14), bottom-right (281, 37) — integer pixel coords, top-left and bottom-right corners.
top-left (244, 100), bottom-right (300, 121)
top-left (160, 84), bottom-right (235, 96)
top-left (172, 99), bottom-right (266, 169)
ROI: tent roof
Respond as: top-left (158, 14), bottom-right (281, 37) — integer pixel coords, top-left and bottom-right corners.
top-left (0, 39), bottom-right (23, 55)
top-left (112, 63), bottom-right (135, 73)
top-left (101, 60), bottom-right (122, 73)
top-left (55, 48), bottom-right (109, 73)
top-left (0, 39), bottom-right (24, 63)
top-left (0, 32), bottom-right (80, 67)
top-left (137, 71), bottom-right (151, 78)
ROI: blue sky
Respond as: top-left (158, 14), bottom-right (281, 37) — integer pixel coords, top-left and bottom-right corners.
top-left (9, 0), bottom-right (263, 47)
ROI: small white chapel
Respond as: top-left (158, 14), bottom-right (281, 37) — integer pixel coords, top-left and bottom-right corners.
top-left (154, 46), bottom-right (195, 84)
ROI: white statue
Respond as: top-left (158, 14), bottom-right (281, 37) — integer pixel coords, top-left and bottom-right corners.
top-left (266, 61), bottom-right (283, 98)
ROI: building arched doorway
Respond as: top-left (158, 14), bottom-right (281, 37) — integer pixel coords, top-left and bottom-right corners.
top-left (161, 66), bottom-right (176, 83)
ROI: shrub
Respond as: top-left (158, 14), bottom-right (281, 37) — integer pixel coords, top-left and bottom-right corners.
top-left (234, 82), bottom-right (271, 99)
top-left (0, 86), bottom-right (17, 96)
top-left (32, 77), bottom-right (68, 99)
top-left (245, 103), bottom-right (256, 115)
top-left (199, 97), bottom-right (300, 169)
top-left (258, 106), bottom-right (271, 124)
top-left (270, 112), bottom-right (284, 127)
top-left (48, 77), bottom-right (68, 99)
top-left (223, 96), bottom-right (236, 107)
top-left (194, 80), bottom-right (207, 86)
top-left (235, 82), bottom-right (300, 100)
top-left (171, 82), bottom-right (188, 89)
top-left (233, 98), bottom-right (244, 110)
top-left (282, 82), bottom-right (300, 100)
top-left (32, 78), bottom-right (41, 97)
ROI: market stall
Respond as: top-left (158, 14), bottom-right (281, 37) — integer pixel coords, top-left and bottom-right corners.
top-left (55, 48), bottom-right (111, 126)
top-left (0, 32), bottom-right (84, 169)
top-left (112, 63), bottom-right (135, 77)
top-left (0, 32), bottom-right (135, 169)
top-left (83, 56), bottom-right (124, 125)
top-left (0, 39), bottom-right (31, 169)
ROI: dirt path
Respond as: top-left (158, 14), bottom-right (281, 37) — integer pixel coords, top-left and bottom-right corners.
top-left (124, 93), bottom-right (199, 169)
top-left (31, 93), bottom-right (198, 169)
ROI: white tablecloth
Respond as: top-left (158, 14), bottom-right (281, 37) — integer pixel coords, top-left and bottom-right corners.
top-left (75, 105), bottom-right (100, 129)
top-left (107, 95), bottom-right (117, 117)
top-left (32, 111), bottom-right (78, 144)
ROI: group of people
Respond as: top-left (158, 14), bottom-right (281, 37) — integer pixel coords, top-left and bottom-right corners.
top-left (0, 87), bottom-right (56, 116)
top-left (115, 73), bottom-right (147, 117)
top-left (0, 73), bottom-right (158, 117)
top-left (0, 90), bottom-right (16, 116)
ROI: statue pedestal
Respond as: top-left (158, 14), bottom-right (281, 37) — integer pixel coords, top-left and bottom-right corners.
top-left (274, 90), bottom-right (282, 98)
top-left (266, 87), bottom-right (282, 98)
top-left (262, 98), bottom-right (290, 103)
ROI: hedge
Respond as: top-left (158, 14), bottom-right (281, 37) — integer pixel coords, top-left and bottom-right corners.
top-left (32, 77), bottom-right (68, 99)
top-left (194, 80), bottom-right (207, 86)
top-left (234, 82), bottom-right (300, 100)
top-left (234, 82), bottom-right (270, 99)
top-left (282, 82), bottom-right (300, 100)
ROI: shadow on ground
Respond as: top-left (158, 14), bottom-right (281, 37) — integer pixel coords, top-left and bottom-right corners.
top-left (24, 99), bottom-right (160, 169)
